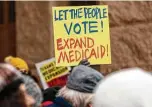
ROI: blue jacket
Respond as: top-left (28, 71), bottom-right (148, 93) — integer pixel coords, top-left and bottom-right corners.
top-left (44, 97), bottom-right (73, 107)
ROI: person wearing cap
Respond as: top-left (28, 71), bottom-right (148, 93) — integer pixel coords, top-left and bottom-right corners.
top-left (4, 56), bottom-right (38, 82)
top-left (93, 68), bottom-right (152, 107)
top-left (0, 63), bottom-right (35, 107)
top-left (42, 58), bottom-right (90, 106)
top-left (46, 65), bottom-right (103, 107)
top-left (4, 56), bottom-right (43, 107)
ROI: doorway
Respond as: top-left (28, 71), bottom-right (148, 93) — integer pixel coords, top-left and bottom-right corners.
top-left (0, 1), bottom-right (16, 62)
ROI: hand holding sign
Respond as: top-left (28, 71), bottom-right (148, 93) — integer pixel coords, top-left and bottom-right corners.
top-left (69, 58), bottom-right (90, 73)
top-left (79, 59), bottom-right (90, 67)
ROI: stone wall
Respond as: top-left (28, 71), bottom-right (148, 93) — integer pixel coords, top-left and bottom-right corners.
top-left (16, 1), bottom-right (152, 77)
top-left (99, 1), bottom-right (152, 75)
top-left (16, 1), bottom-right (55, 81)
top-left (15, 1), bottom-right (70, 85)
top-left (15, 1), bottom-right (99, 77)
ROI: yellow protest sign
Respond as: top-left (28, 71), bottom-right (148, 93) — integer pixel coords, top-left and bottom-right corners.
top-left (52, 5), bottom-right (111, 66)
top-left (35, 58), bottom-right (70, 89)
top-left (40, 61), bottom-right (68, 82)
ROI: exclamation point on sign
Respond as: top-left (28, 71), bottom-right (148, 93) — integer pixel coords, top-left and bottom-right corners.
top-left (101, 20), bottom-right (103, 32)
top-left (107, 44), bottom-right (108, 56)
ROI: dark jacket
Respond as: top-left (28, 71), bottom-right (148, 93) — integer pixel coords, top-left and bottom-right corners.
top-left (43, 97), bottom-right (73, 107)
top-left (43, 86), bottom-right (61, 102)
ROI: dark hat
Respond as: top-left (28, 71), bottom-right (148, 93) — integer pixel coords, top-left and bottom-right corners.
top-left (48, 97), bottom-right (73, 107)
top-left (67, 65), bottom-right (104, 93)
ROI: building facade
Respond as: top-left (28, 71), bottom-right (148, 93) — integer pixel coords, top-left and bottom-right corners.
top-left (1, 1), bottom-right (152, 79)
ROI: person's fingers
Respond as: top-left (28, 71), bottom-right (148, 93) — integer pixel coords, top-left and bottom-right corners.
top-left (79, 59), bottom-right (88, 64)
top-left (79, 59), bottom-right (90, 66)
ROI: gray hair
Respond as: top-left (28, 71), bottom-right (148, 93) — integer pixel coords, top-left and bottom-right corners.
top-left (57, 86), bottom-right (93, 107)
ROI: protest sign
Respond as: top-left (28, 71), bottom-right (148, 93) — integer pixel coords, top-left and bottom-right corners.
top-left (35, 58), bottom-right (70, 89)
top-left (52, 5), bottom-right (111, 66)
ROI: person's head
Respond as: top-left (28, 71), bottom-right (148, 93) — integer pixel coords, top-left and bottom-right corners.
top-left (58, 65), bottom-right (104, 107)
top-left (4, 56), bottom-right (39, 83)
top-left (93, 68), bottom-right (152, 107)
top-left (22, 74), bottom-right (43, 107)
top-left (0, 63), bottom-right (35, 107)
top-left (4, 56), bottom-right (29, 74)
top-left (58, 86), bottom-right (93, 107)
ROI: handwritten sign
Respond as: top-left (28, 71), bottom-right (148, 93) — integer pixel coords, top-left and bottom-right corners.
top-left (52, 5), bottom-right (111, 66)
top-left (35, 58), bottom-right (70, 89)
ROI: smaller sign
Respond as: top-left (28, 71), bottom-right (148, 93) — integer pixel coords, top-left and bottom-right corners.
top-left (35, 58), bottom-right (70, 89)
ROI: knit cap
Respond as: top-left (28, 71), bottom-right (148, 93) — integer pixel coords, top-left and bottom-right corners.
top-left (5, 56), bottom-right (29, 73)
top-left (67, 65), bottom-right (104, 93)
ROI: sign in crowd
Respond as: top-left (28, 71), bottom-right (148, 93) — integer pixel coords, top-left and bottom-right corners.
top-left (35, 58), bottom-right (70, 89)
top-left (52, 5), bottom-right (111, 66)
top-left (36, 5), bottom-right (111, 88)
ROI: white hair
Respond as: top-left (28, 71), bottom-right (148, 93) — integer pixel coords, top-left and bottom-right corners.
top-left (57, 86), bottom-right (93, 107)
top-left (93, 68), bottom-right (152, 107)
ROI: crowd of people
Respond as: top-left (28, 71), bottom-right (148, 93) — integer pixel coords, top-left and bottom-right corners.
top-left (1, 56), bottom-right (152, 107)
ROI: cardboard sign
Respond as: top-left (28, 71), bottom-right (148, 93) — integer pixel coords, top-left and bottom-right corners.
top-left (52, 5), bottom-right (111, 66)
top-left (35, 58), bottom-right (70, 89)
